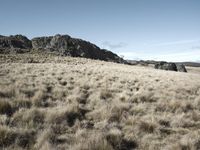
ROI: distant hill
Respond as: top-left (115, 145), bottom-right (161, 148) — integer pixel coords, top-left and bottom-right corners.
top-left (0, 34), bottom-right (124, 63)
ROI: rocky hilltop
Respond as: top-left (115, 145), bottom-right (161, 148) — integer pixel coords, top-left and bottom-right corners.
top-left (0, 35), bottom-right (32, 49)
top-left (0, 34), bottom-right (124, 63)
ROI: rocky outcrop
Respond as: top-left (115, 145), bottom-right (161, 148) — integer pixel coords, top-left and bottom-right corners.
top-left (176, 64), bottom-right (187, 72)
top-left (155, 61), bottom-right (187, 72)
top-left (32, 34), bottom-right (123, 62)
top-left (155, 61), bottom-right (177, 71)
top-left (0, 34), bottom-right (124, 63)
top-left (0, 35), bottom-right (32, 49)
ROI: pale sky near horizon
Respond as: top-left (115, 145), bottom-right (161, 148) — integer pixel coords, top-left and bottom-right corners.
top-left (0, 0), bottom-right (200, 62)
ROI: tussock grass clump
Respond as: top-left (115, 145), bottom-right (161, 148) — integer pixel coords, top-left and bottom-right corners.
top-left (107, 103), bottom-right (130, 123)
top-left (12, 108), bottom-right (45, 128)
top-left (73, 130), bottom-right (113, 150)
top-left (156, 99), bottom-right (194, 113)
top-left (167, 131), bottom-right (200, 150)
top-left (46, 105), bottom-right (80, 127)
top-left (0, 88), bottom-right (15, 98)
top-left (138, 121), bottom-right (158, 133)
top-left (100, 90), bottom-right (113, 100)
top-left (32, 90), bottom-right (49, 107)
top-left (13, 99), bottom-right (32, 109)
top-left (106, 128), bottom-right (137, 150)
top-left (0, 100), bottom-right (13, 116)
top-left (34, 129), bottom-right (55, 149)
top-left (14, 129), bottom-right (36, 148)
top-left (0, 126), bottom-right (16, 147)
top-left (0, 126), bottom-right (35, 148)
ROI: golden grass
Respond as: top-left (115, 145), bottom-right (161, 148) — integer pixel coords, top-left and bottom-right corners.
top-left (0, 53), bottom-right (200, 149)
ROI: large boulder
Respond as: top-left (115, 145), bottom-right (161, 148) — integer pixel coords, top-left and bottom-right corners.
top-left (176, 64), bottom-right (187, 72)
top-left (162, 63), bottom-right (177, 71)
top-left (0, 35), bottom-right (32, 49)
top-left (155, 62), bottom-right (187, 72)
top-left (32, 34), bottom-right (123, 63)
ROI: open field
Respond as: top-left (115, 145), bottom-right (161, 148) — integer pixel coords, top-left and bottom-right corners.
top-left (0, 54), bottom-right (200, 150)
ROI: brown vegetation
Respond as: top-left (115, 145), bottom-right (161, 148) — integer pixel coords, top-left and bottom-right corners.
top-left (0, 54), bottom-right (200, 149)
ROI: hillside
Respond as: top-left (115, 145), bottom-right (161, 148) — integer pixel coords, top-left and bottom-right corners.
top-left (0, 54), bottom-right (200, 150)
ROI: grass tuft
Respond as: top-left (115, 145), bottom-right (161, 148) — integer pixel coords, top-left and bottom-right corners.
top-left (0, 100), bottom-right (13, 116)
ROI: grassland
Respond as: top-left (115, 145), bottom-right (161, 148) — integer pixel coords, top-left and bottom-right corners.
top-left (0, 54), bottom-right (200, 150)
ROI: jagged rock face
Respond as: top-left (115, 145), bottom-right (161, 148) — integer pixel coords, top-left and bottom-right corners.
top-left (0, 34), bottom-right (123, 63)
top-left (31, 35), bottom-right (70, 51)
top-left (32, 34), bottom-right (123, 62)
top-left (0, 35), bottom-right (32, 49)
top-left (176, 64), bottom-right (187, 72)
top-left (155, 62), bottom-right (187, 72)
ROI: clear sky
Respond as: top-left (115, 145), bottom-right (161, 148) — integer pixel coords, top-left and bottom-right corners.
top-left (0, 0), bottom-right (200, 62)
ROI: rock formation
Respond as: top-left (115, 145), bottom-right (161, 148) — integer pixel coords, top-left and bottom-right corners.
top-left (32, 34), bottom-right (123, 62)
top-left (176, 64), bottom-right (187, 72)
top-left (155, 61), bottom-right (187, 72)
top-left (0, 34), bottom-right (124, 63)
top-left (0, 35), bottom-right (32, 49)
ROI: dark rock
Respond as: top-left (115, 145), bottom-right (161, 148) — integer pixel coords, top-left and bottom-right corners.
top-left (155, 61), bottom-right (166, 69)
top-left (0, 35), bottom-right (32, 49)
top-left (163, 63), bottom-right (177, 71)
top-left (155, 61), bottom-right (187, 72)
top-left (155, 62), bottom-right (177, 71)
top-left (176, 64), bottom-right (187, 72)
top-left (32, 34), bottom-right (123, 63)
top-left (0, 34), bottom-right (125, 63)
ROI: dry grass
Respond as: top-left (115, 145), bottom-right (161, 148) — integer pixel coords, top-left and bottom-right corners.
top-left (0, 53), bottom-right (200, 149)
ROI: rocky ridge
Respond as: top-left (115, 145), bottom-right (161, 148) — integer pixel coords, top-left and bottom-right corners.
top-left (0, 34), bottom-right (124, 63)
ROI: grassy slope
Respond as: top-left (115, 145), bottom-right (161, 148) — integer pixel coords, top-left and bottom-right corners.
top-left (0, 54), bottom-right (200, 150)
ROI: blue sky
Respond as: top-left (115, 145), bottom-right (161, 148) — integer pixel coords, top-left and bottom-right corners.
top-left (0, 0), bottom-right (200, 62)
